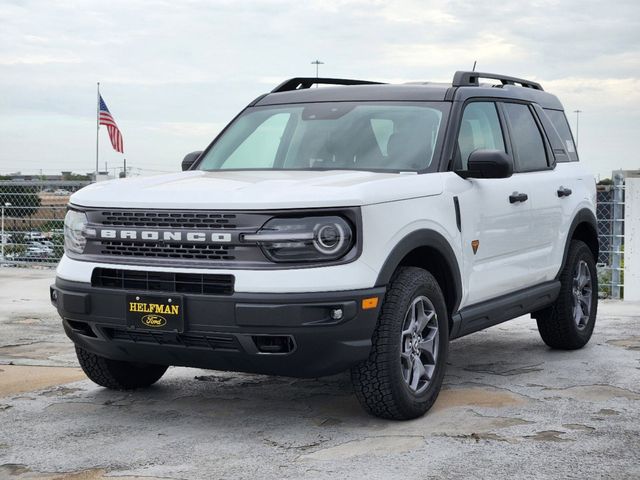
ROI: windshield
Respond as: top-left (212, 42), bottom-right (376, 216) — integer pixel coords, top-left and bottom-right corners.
top-left (197, 102), bottom-right (449, 172)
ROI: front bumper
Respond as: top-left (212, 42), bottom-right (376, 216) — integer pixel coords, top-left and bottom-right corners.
top-left (51, 277), bottom-right (385, 378)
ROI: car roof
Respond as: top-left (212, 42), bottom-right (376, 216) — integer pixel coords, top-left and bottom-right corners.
top-left (254, 72), bottom-right (564, 110)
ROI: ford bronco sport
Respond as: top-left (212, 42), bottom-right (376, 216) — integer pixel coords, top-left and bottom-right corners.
top-left (51, 72), bottom-right (599, 419)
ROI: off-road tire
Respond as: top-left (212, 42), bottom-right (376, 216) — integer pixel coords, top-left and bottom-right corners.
top-left (535, 240), bottom-right (598, 349)
top-left (351, 267), bottom-right (449, 420)
top-left (75, 346), bottom-right (168, 389)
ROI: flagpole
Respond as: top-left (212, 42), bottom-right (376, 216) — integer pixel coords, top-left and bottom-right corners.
top-left (96, 82), bottom-right (100, 182)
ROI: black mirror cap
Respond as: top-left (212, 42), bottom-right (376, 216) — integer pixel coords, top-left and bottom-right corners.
top-left (460, 150), bottom-right (513, 179)
top-left (182, 151), bottom-right (203, 171)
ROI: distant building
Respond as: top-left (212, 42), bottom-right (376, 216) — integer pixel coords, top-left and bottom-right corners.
top-left (92, 171), bottom-right (114, 182)
top-left (619, 169), bottom-right (640, 179)
top-left (1, 172), bottom-right (95, 182)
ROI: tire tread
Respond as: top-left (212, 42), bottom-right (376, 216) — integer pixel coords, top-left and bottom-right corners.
top-left (536, 240), bottom-right (597, 350)
top-left (75, 346), bottom-right (167, 390)
top-left (351, 267), bottom-right (448, 420)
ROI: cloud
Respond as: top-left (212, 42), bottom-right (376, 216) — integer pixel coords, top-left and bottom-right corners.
top-left (0, 0), bottom-right (638, 179)
top-left (383, 33), bottom-right (523, 69)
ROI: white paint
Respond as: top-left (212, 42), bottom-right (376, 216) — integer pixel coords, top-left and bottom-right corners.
top-left (56, 164), bottom-right (597, 309)
top-left (624, 178), bottom-right (640, 301)
top-left (69, 170), bottom-right (443, 210)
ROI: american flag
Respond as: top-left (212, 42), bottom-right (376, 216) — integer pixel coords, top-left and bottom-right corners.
top-left (99, 95), bottom-right (124, 153)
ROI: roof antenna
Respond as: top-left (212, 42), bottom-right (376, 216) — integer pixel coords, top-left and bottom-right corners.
top-left (472, 60), bottom-right (477, 72)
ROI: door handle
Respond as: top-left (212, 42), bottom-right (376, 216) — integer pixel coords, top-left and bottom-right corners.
top-left (557, 186), bottom-right (573, 198)
top-left (509, 192), bottom-right (528, 203)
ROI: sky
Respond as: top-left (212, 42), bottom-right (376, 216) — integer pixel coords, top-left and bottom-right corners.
top-left (0, 0), bottom-right (638, 179)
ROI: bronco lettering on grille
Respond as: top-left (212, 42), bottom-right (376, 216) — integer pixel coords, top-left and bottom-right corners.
top-left (96, 229), bottom-right (232, 243)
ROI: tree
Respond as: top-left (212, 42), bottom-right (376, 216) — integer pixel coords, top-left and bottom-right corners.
top-left (0, 182), bottom-right (41, 218)
top-left (597, 178), bottom-right (613, 186)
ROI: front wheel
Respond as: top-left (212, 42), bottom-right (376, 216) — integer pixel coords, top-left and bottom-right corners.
top-left (351, 267), bottom-right (449, 420)
top-left (75, 346), bottom-right (168, 390)
top-left (535, 240), bottom-right (598, 349)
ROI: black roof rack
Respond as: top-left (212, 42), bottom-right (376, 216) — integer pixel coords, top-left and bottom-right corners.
top-left (272, 77), bottom-right (385, 93)
top-left (452, 71), bottom-right (543, 91)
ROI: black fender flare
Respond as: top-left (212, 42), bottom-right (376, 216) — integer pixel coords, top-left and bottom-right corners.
top-left (557, 208), bottom-right (599, 278)
top-left (375, 229), bottom-right (462, 314)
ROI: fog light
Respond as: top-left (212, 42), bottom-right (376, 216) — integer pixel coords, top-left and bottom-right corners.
top-left (330, 308), bottom-right (344, 320)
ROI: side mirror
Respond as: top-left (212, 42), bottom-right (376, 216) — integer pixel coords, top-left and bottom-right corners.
top-left (458, 150), bottom-right (513, 179)
top-left (182, 151), bottom-right (203, 171)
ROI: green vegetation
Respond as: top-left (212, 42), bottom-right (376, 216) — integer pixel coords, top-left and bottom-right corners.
top-left (0, 184), bottom-right (41, 218)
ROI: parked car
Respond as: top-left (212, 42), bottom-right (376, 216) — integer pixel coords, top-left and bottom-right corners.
top-left (24, 231), bottom-right (46, 241)
top-left (51, 71), bottom-right (598, 419)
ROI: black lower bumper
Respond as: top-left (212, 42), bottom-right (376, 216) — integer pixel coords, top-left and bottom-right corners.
top-left (51, 277), bottom-right (385, 378)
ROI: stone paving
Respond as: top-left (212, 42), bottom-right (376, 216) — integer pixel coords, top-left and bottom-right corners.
top-left (0, 269), bottom-right (638, 479)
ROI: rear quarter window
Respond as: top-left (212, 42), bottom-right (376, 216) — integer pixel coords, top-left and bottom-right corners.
top-left (544, 109), bottom-right (578, 161)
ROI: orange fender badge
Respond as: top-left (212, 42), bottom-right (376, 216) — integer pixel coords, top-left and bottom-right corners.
top-left (471, 240), bottom-right (480, 254)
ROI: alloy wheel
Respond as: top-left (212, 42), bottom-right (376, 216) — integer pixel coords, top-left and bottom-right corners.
top-left (572, 259), bottom-right (592, 330)
top-left (400, 295), bottom-right (439, 394)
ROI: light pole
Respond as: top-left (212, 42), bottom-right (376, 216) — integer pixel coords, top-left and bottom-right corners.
top-left (573, 109), bottom-right (582, 148)
top-left (311, 59), bottom-right (324, 86)
top-left (1, 202), bottom-right (10, 263)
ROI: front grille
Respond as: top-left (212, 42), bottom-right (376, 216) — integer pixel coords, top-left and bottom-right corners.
top-left (82, 209), bottom-right (272, 266)
top-left (92, 268), bottom-right (234, 295)
top-left (99, 211), bottom-right (238, 229)
top-left (100, 242), bottom-right (236, 261)
top-left (105, 328), bottom-right (240, 351)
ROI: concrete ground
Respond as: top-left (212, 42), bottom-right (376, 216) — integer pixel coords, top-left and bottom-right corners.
top-left (0, 269), bottom-right (638, 480)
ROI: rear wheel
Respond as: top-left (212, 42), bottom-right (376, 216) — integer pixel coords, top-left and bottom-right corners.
top-left (351, 267), bottom-right (449, 420)
top-left (75, 346), bottom-right (168, 389)
top-left (535, 240), bottom-right (598, 349)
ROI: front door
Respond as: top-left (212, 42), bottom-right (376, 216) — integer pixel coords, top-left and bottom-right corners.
top-left (452, 101), bottom-right (534, 306)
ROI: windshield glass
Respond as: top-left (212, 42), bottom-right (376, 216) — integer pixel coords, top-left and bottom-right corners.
top-left (197, 102), bottom-right (449, 172)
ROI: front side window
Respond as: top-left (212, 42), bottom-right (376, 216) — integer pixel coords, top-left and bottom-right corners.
top-left (197, 102), bottom-right (449, 173)
top-left (503, 103), bottom-right (548, 171)
top-left (455, 102), bottom-right (506, 170)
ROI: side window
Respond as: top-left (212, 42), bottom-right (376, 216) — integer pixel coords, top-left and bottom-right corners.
top-left (544, 109), bottom-right (578, 161)
top-left (221, 113), bottom-right (291, 169)
top-left (503, 103), bottom-right (548, 171)
top-left (456, 102), bottom-right (505, 170)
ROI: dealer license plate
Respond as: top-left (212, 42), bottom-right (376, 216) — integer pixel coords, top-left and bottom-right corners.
top-left (126, 294), bottom-right (184, 332)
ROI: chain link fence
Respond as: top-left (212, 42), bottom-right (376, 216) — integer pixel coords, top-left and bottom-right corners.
top-left (0, 180), bottom-right (90, 267)
top-left (0, 179), bottom-right (628, 300)
top-left (596, 174), bottom-right (625, 299)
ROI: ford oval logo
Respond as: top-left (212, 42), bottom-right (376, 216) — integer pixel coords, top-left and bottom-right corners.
top-left (141, 314), bottom-right (167, 328)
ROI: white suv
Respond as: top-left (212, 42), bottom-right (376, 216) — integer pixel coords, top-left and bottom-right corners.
top-left (51, 72), bottom-right (599, 419)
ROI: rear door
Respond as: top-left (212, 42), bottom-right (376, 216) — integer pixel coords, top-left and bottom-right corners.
top-left (540, 108), bottom-right (587, 277)
top-left (500, 102), bottom-right (566, 284)
top-left (454, 101), bottom-right (535, 306)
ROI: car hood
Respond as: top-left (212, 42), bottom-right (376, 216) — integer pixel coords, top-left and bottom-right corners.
top-left (71, 170), bottom-right (443, 210)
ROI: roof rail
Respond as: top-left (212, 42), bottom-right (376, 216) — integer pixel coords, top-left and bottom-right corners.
top-left (452, 71), bottom-right (543, 91)
top-left (271, 77), bottom-right (385, 93)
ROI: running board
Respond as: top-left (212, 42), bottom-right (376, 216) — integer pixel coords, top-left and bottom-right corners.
top-left (450, 281), bottom-right (560, 339)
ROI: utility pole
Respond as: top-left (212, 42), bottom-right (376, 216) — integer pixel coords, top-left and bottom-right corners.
top-left (573, 109), bottom-right (582, 148)
top-left (123, 158), bottom-right (127, 178)
top-left (311, 59), bottom-right (324, 86)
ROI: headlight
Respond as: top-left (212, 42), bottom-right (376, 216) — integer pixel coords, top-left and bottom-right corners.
top-left (245, 216), bottom-right (354, 262)
top-left (64, 210), bottom-right (89, 254)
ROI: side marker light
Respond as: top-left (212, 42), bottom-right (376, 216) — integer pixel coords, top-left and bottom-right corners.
top-left (362, 297), bottom-right (379, 310)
